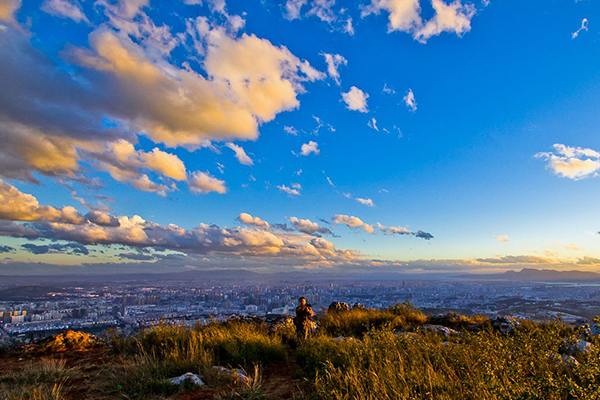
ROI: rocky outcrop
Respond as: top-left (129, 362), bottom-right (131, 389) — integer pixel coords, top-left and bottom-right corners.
top-left (25, 330), bottom-right (99, 353)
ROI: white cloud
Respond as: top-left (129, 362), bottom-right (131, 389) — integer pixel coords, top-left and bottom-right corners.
top-left (71, 27), bottom-right (324, 148)
top-left (300, 141), bottom-right (320, 156)
top-left (414, 0), bottom-right (476, 43)
top-left (493, 235), bottom-right (509, 243)
top-left (535, 144), bottom-right (600, 180)
top-left (377, 222), bottom-right (411, 235)
top-left (356, 197), bottom-right (374, 207)
top-left (278, 184), bottom-right (301, 196)
top-left (367, 118), bottom-right (379, 131)
top-left (342, 86), bottom-right (369, 113)
top-left (289, 216), bottom-right (332, 236)
top-left (41, 0), bottom-right (88, 23)
top-left (362, 0), bottom-right (477, 43)
top-left (226, 143), bottom-right (253, 166)
top-left (382, 83), bottom-right (396, 94)
top-left (572, 18), bottom-right (589, 39)
top-left (188, 171), bottom-right (227, 194)
top-left (284, 126), bottom-right (298, 136)
top-left (333, 214), bottom-right (375, 234)
top-left (238, 212), bottom-right (270, 229)
top-left (403, 88), bottom-right (417, 112)
top-left (326, 176), bottom-right (335, 187)
top-left (322, 53), bottom-right (347, 85)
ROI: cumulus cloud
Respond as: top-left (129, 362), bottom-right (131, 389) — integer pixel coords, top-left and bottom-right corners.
top-left (493, 235), bottom-right (509, 243)
top-left (188, 171), bottom-right (227, 194)
top-left (300, 141), bottom-right (320, 156)
top-left (333, 214), bottom-right (375, 234)
top-left (289, 217), bottom-right (333, 236)
top-left (0, 183), bottom-right (358, 266)
top-left (362, 0), bottom-right (477, 43)
top-left (237, 212), bottom-right (270, 229)
top-left (72, 28), bottom-right (323, 147)
top-left (572, 18), bottom-right (588, 39)
top-left (322, 53), bottom-right (347, 85)
top-left (356, 197), bottom-right (374, 207)
top-left (0, 0), bottom-right (21, 23)
top-left (535, 144), bottom-right (600, 180)
top-left (226, 143), bottom-right (254, 166)
top-left (414, 0), bottom-right (476, 43)
top-left (342, 86), bottom-right (369, 113)
top-left (403, 88), bottom-right (417, 112)
top-left (0, 178), bottom-right (85, 224)
top-left (41, 0), bottom-right (89, 23)
top-left (278, 184), bottom-right (301, 196)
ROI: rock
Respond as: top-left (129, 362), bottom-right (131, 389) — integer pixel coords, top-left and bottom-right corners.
top-left (328, 302), bottom-right (350, 313)
top-left (548, 351), bottom-right (580, 367)
top-left (169, 372), bottom-right (205, 386)
top-left (332, 336), bottom-right (355, 342)
top-left (564, 340), bottom-right (594, 355)
top-left (422, 324), bottom-right (460, 338)
top-left (395, 331), bottom-right (419, 340)
top-left (25, 330), bottom-right (98, 353)
top-left (212, 366), bottom-right (250, 384)
top-left (492, 317), bottom-right (518, 334)
top-left (352, 303), bottom-right (366, 310)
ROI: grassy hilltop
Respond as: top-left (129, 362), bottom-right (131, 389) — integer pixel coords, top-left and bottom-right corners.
top-left (2, 303), bottom-right (600, 400)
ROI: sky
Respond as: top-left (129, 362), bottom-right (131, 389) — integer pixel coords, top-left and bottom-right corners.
top-left (0, 0), bottom-right (599, 276)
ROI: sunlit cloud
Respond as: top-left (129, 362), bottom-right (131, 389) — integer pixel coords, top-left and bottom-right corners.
top-left (333, 214), bottom-right (375, 234)
top-left (362, 0), bottom-right (477, 43)
top-left (188, 171), bottom-right (227, 194)
top-left (535, 144), bottom-right (600, 180)
top-left (356, 197), bottom-right (375, 207)
top-left (226, 143), bottom-right (254, 166)
top-left (493, 235), bottom-right (509, 243)
top-left (299, 141), bottom-right (320, 156)
top-left (278, 184), bottom-right (301, 196)
top-left (322, 53), bottom-right (347, 85)
top-left (342, 86), bottom-right (369, 113)
top-left (41, 0), bottom-right (89, 23)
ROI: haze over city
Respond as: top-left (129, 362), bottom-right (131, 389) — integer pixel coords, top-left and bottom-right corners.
top-left (0, 0), bottom-right (599, 277)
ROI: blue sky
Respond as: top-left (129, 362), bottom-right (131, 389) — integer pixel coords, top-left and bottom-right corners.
top-left (0, 0), bottom-right (599, 275)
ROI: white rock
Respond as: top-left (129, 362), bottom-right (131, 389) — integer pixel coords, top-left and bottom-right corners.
top-left (169, 372), bottom-right (205, 386)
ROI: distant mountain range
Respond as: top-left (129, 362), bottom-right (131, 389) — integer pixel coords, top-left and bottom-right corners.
top-left (460, 268), bottom-right (600, 282)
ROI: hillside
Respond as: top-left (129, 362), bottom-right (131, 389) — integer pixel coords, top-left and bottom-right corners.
top-left (1, 303), bottom-right (600, 400)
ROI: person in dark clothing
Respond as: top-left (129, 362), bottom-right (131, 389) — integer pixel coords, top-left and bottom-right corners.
top-left (294, 297), bottom-right (314, 342)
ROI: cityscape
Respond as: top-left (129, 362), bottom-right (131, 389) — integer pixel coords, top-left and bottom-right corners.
top-left (3, 274), bottom-right (600, 345)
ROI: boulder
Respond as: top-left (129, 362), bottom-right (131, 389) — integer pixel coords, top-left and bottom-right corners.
top-left (212, 366), bottom-right (250, 384)
top-left (422, 324), bottom-right (460, 338)
top-left (328, 302), bottom-right (350, 313)
top-left (169, 372), bottom-right (205, 386)
top-left (352, 303), bottom-right (366, 310)
top-left (25, 330), bottom-right (98, 353)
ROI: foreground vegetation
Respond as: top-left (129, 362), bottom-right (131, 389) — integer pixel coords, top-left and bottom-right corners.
top-left (2, 303), bottom-right (600, 399)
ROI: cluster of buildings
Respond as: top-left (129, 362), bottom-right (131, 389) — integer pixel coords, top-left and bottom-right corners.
top-left (1, 278), bottom-right (600, 342)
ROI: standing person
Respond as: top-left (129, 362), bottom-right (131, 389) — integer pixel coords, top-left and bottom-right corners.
top-left (294, 297), bottom-right (314, 342)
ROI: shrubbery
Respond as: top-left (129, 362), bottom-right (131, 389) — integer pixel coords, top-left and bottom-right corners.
top-left (4, 303), bottom-right (600, 399)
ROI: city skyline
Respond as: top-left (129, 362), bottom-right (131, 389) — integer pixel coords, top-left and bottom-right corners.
top-left (0, 0), bottom-right (599, 275)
